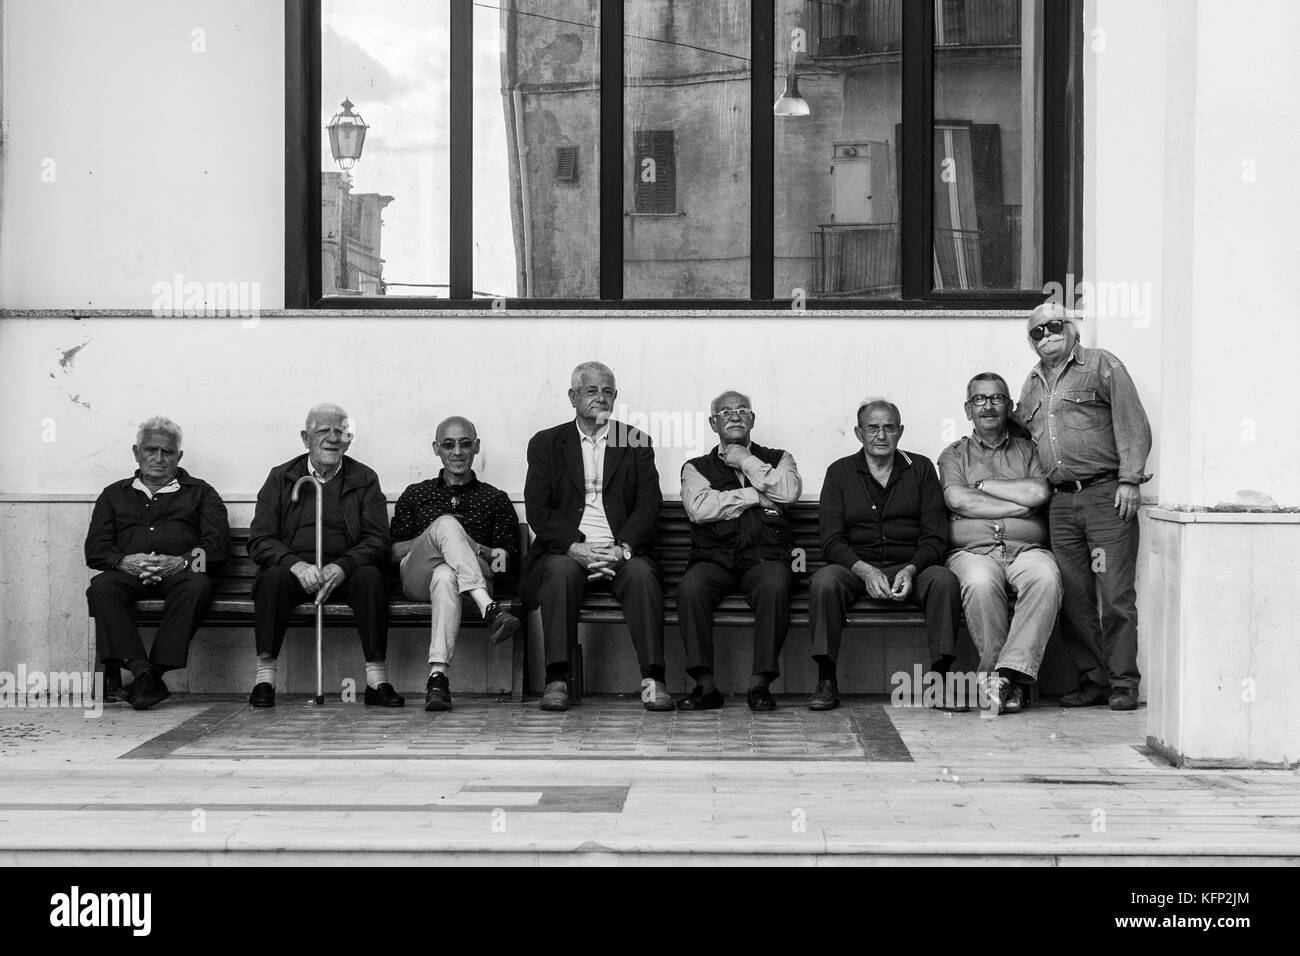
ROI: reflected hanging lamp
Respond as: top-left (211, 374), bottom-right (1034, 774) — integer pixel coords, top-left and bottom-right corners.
top-left (773, 73), bottom-right (810, 116)
top-left (327, 99), bottom-right (369, 170)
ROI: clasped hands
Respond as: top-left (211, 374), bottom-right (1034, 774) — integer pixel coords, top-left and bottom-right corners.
top-left (568, 541), bottom-right (627, 581)
top-left (853, 560), bottom-right (916, 601)
top-left (291, 561), bottom-right (346, 603)
top-left (118, 552), bottom-right (186, 584)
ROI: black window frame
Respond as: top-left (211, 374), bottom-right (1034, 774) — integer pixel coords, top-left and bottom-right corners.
top-left (287, 0), bottom-right (1082, 310)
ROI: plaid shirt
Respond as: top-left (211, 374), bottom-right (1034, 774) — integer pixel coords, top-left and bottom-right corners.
top-left (390, 470), bottom-right (520, 564)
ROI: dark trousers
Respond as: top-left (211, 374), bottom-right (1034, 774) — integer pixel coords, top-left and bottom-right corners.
top-left (253, 564), bottom-right (388, 661)
top-left (535, 553), bottom-right (665, 678)
top-left (1049, 480), bottom-right (1141, 691)
top-left (87, 569), bottom-right (214, 673)
top-left (676, 560), bottom-right (792, 679)
top-left (809, 563), bottom-right (961, 664)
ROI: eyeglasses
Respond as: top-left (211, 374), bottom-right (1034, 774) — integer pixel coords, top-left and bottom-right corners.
top-left (714, 407), bottom-right (753, 421)
top-left (438, 439), bottom-right (475, 451)
top-left (1028, 319), bottom-right (1068, 341)
top-left (860, 424), bottom-right (901, 436)
top-left (967, 394), bottom-right (1009, 407)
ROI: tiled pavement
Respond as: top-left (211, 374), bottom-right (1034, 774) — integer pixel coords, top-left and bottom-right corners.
top-left (1, 695), bottom-right (1297, 864)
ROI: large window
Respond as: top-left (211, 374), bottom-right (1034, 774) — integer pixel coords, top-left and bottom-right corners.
top-left (287, 0), bottom-right (1080, 308)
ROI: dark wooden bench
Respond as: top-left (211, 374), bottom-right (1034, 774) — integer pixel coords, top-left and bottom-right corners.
top-left (565, 500), bottom-right (935, 701)
top-left (128, 525), bottom-right (529, 700)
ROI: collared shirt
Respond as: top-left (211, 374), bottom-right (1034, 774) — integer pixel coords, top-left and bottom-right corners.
top-left (1015, 345), bottom-right (1153, 485)
top-left (390, 469), bottom-right (521, 561)
top-left (309, 460), bottom-right (340, 484)
top-left (85, 468), bottom-right (231, 572)
top-left (937, 431), bottom-right (1048, 558)
top-left (576, 420), bottom-right (614, 543)
top-left (130, 476), bottom-right (181, 500)
top-left (681, 444), bottom-right (803, 523)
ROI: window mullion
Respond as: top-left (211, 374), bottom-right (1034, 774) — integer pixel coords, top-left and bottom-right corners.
top-left (900, 0), bottom-right (934, 300)
top-left (599, 0), bottom-right (624, 301)
top-left (449, 0), bottom-right (473, 301)
top-left (751, 0), bottom-right (774, 301)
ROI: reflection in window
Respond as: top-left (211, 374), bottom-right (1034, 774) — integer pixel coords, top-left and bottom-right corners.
top-left (776, 0), bottom-right (901, 298)
top-left (933, 0), bottom-right (1042, 291)
top-left (483, 0), bottom-right (600, 298)
top-left (321, 0), bottom-right (448, 297)
top-left (624, 1), bottom-right (750, 298)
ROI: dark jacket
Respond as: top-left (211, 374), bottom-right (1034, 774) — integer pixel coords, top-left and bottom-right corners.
top-left (248, 454), bottom-right (389, 578)
top-left (686, 443), bottom-right (793, 568)
top-left (819, 450), bottom-right (948, 573)
top-left (521, 420), bottom-right (661, 594)
top-left (84, 468), bottom-right (230, 572)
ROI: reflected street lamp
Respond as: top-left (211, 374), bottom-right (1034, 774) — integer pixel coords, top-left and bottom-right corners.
top-left (327, 98), bottom-right (369, 169)
top-left (773, 73), bottom-right (810, 116)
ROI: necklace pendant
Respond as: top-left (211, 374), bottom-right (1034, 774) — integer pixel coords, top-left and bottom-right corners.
top-left (451, 495), bottom-right (459, 508)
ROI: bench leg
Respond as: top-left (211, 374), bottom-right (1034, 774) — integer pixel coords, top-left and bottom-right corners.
top-left (511, 619), bottom-right (527, 703)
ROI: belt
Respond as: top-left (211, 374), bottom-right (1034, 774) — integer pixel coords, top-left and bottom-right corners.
top-left (1052, 470), bottom-right (1119, 493)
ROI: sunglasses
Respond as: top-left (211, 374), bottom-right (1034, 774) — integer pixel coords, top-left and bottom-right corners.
top-left (1028, 319), bottom-right (1068, 342)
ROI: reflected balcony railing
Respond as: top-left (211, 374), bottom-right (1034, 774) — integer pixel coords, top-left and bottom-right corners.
top-left (803, 0), bottom-right (1019, 60)
top-left (810, 222), bottom-right (900, 296)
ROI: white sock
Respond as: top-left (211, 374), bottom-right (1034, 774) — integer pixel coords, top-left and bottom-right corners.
top-left (429, 663), bottom-right (448, 676)
top-left (366, 662), bottom-right (389, 689)
top-left (255, 658), bottom-right (277, 688)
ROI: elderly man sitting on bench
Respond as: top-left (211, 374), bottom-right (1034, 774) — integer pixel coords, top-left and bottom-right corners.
top-left (84, 416), bottom-right (230, 709)
top-left (246, 403), bottom-right (396, 708)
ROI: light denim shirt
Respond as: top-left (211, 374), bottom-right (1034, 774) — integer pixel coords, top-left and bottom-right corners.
top-left (1014, 345), bottom-right (1152, 485)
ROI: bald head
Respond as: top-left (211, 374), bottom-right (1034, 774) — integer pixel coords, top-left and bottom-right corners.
top-left (435, 416), bottom-right (478, 442)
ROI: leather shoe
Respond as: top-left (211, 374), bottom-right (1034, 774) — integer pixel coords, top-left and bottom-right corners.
top-left (129, 670), bottom-right (170, 710)
top-left (1109, 687), bottom-right (1139, 711)
top-left (1003, 683), bottom-right (1025, 713)
top-left (676, 685), bottom-right (724, 711)
top-left (424, 672), bottom-right (452, 712)
top-left (1060, 678), bottom-right (1109, 708)
top-left (249, 682), bottom-right (276, 708)
top-left (364, 682), bottom-right (405, 707)
top-left (540, 680), bottom-right (570, 712)
top-left (747, 684), bottom-right (776, 712)
top-left (484, 601), bottom-right (522, 645)
top-left (808, 679), bottom-right (840, 711)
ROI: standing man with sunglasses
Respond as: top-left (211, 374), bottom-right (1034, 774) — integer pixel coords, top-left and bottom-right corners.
top-left (391, 416), bottom-right (522, 711)
top-left (1015, 303), bottom-right (1152, 711)
top-left (939, 374), bottom-right (1062, 716)
top-left (675, 391), bottom-right (803, 712)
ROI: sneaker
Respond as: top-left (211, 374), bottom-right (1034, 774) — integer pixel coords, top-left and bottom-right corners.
top-left (129, 670), bottom-right (170, 710)
top-left (641, 678), bottom-right (674, 712)
top-left (808, 679), bottom-right (840, 711)
top-left (540, 680), bottom-right (570, 712)
top-left (1060, 678), bottom-right (1110, 708)
top-left (424, 672), bottom-right (452, 712)
top-left (484, 601), bottom-right (522, 645)
top-left (983, 673), bottom-right (1010, 717)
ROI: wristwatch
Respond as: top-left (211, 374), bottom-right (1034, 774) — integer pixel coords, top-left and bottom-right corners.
top-left (620, 543), bottom-right (633, 561)
top-left (974, 480), bottom-right (985, 491)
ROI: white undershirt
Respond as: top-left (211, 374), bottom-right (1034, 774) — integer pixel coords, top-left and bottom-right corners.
top-left (576, 422), bottom-right (614, 544)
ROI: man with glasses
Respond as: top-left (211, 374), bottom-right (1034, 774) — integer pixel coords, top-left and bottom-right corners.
top-left (247, 403), bottom-right (396, 708)
top-left (939, 374), bottom-right (1062, 716)
top-left (1015, 303), bottom-right (1152, 711)
top-left (809, 399), bottom-right (959, 710)
top-left (390, 416), bottom-right (522, 711)
top-left (675, 391), bottom-right (802, 711)
top-left (521, 361), bottom-right (671, 713)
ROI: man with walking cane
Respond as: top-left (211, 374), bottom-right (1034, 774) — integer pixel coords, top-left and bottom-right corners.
top-left (247, 404), bottom-right (397, 708)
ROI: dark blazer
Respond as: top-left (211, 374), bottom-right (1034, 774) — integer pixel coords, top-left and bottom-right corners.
top-left (521, 420), bottom-right (661, 595)
top-left (248, 454), bottom-right (389, 578)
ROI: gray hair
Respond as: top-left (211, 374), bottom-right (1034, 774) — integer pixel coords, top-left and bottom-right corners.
top-left (966, 372), bottom-right (1010, 399)
top-left (305, 402), bottom-right (349, 431)
top-left (710, 390), bottom-right (753, 416)
top-left (855, 398), bottom-right (901, 428)
top-left (136, 416), bottom-right (182, 448)
top-left (570, 361), bottom-right (615, 390)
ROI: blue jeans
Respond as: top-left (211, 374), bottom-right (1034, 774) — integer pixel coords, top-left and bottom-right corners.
top-left (1048, 480), bottom-right (1141, 691)
top-left (945, 547), bottom-right (1061, 680)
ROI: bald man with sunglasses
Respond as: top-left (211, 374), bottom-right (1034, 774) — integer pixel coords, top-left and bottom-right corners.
top-left (1015, 303), bottom-right (1152, 712)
